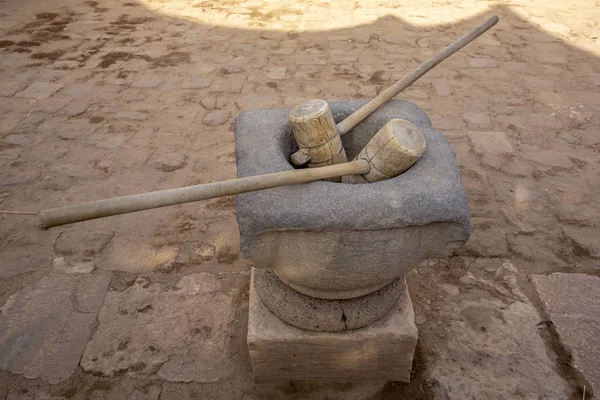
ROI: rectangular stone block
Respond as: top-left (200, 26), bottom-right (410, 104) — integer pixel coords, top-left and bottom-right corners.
top-left (247, 270), bottom-right (418, 383)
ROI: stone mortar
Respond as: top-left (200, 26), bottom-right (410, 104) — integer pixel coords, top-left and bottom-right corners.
top-left (235, 99), bottom-right (470, 302)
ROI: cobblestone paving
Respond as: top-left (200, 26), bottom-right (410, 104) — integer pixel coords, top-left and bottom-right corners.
top-left (0, 0), bottom-right (599, 398)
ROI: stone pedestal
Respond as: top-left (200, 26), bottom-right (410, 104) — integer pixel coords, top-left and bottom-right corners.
top-left (247, 269), bottom-right (418, 383)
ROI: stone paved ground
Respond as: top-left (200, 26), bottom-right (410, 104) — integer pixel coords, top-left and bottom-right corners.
top-left (0, 0), bottom-right (599, 398)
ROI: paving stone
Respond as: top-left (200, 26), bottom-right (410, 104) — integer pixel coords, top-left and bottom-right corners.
top-left (81, 273), bottom-right (236, 383)
top-left (463, 111), bottom-right (492, 128)
top-left (413, 260), bottom-right (573, 400)
top-left (432, 80), bottom-right (452, 97)
top-left (0, 81), bottom-right (28, 97)
top-left (235, 94), bottom-right (281, 110)
top-left (181, 76), bottom-right (212, 89)
top-left (114, 110), bottom-right (148, 121)
top-left (531, 273), bottom-right (600, 396)
top-left (561, 225), bottom-right (600, 258)
top-left (265, 67), bottom-right (287, 79)
top-left (14, 82), bottom-right (64, 99)
top-left (210, 76), bottom-right (246, 93)
top-left (427, 299), bottom-right (573, 399)
top-left (0, 147), bottom-right (23, 160)
top-left (200, 95), bottom-right (217, 109)
top-left (469, 57), bottom-right (498, 68)
top-left (202, 110), bottom-right (231, 126)
top-left (467, 131), bottom-right (514, 154)
top-left (0, 274), bottom-right (110, 383)
top-left (461, 217), bottom-right (510, 257)
top-left (131, 76), bottom-right (164, 88)
top-left (150, 150), bottom-right (188, 172)
top-left (523, 149), bottom-right (574, 170)
top-left (188, 62), bottom-right (218, 74)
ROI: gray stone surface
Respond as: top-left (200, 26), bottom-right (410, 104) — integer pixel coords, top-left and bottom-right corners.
top-left (81, 273), bottom-right (236, 383)
top-left (254, 268), bottom-right (403, 331)
top-left (0, 274), bottom-right (110, 383)
top-left (248, 273), bottom-right (417, 383)
top-left (531, 273), bottom-right (600, 396)
top-left (411, 259), bottom-right (574, 400)
top-left (235, 100), bottom-right (470, 298)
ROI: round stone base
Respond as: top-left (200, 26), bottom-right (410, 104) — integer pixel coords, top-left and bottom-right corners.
top-left (253, 268), bottom-right (404, 332)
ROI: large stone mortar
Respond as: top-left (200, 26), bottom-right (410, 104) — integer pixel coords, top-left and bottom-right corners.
top-left (235, 99), bottom-right (470, 305)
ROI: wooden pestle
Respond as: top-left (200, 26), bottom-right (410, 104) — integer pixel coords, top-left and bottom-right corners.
top-left (40, 119), bottom-right (425, 229)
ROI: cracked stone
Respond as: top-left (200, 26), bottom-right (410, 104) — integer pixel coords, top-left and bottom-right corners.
top-left (235, 94), bottom-right (281, 110)
top-left (265, 67), bottom-right (286, 79)
top-left (562, 225), bottom-right (600, 258)
top-left (131, 76), bottom-right (164, 88)
top-left (200, 95), bottom-right (217, 110)
top-left (413, 261), bottom-right (573, 400)
top-left (150, 151), bottom-right (188, 172)
top-left (81, 273), bottom-right (236, 383)
top-left (0, 274), bottom-right (110, 384)
top-left (461, 218), bottom-right (510, 257)
top-left (181, 76), bottom-right (212, 89)
top-left (14, 82), bottom-right (64, 99)
top-left (202, 110), bottom-right (231, 126)
top-left (468, 131), bottom-right (514, 154)
top-left (532, 273), bottom-right (600, 397)
top-left (0, 81), bottom-right (28, 97)
top-left (55, 229), bottom-right (114, 258)
top-left (432, 80), bottom-right (452, 97)
top-left (463, 112), bottom-right (492, 128)
top-left (469, 57), bottom-right (498, 68)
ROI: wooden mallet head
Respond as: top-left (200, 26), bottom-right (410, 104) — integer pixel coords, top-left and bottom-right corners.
top-left (288, 99), bottom-right (347, 181)
top-left (343, 118), bottom-right (426, 184)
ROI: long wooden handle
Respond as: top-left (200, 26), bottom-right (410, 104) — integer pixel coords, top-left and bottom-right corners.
top-left (335, 15), bottom-right (499, 135)
top-left (40, 160), bottom-right (370, 229)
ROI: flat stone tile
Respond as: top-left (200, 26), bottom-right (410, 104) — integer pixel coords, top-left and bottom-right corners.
top-left (532, 273), bottom-right (600, 397)
top-left (81, 273), bottom-right (236, 383)
top-left (0, 274), bottom-right (110, 383)
top-left (14, 82), bottom-right (64, 99)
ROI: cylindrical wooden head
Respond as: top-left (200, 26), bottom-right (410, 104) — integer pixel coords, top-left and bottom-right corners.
top-left (342, 119), bottom-right (426, 184)
top-left (289, 100), bottom-right (348, 181)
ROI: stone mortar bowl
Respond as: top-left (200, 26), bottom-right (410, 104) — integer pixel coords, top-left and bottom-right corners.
top-left (235, 100), bottom-right (470, 300)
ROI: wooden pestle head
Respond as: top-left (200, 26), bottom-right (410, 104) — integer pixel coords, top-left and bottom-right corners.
top-left (289, 99), bottom-right (348, 181)
top-left (343, 119), bottom-right (426, 184)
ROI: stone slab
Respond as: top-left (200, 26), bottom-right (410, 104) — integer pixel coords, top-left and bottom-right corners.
top-left (81, 273), bottom-right (236, 383)
top-left (247, 273), bottom-right (418, 383)
top-left (14, 82), bottom-right (64, 99)
top-left (531, 273), bottom-right (600, 396)
top-left (467, 131), bottom-right (514, 154)
top-left (412, 258), bottom-right (574, 399)
top-left (0, 273), bottom-right (110, 384)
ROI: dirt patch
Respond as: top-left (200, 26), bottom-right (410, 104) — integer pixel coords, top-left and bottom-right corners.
top-left (0, 40), bottom-right (14, 48)
top-left (35, 12), bottom-right (59, 21)
top-left (98, 50), bottom-right (189, 69)
top-left (89, 116), bottom-right (104, 124)
top-left (31, 50), bottom-right (64, 61)
top-left (98, 52), bottom-right (137, 68)
top-left (16, 41), bottom-right (41, 47)
top-left (150, 51), bottom-right (190, 68)
top-left (110, 14), bottom-right (154, 30)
